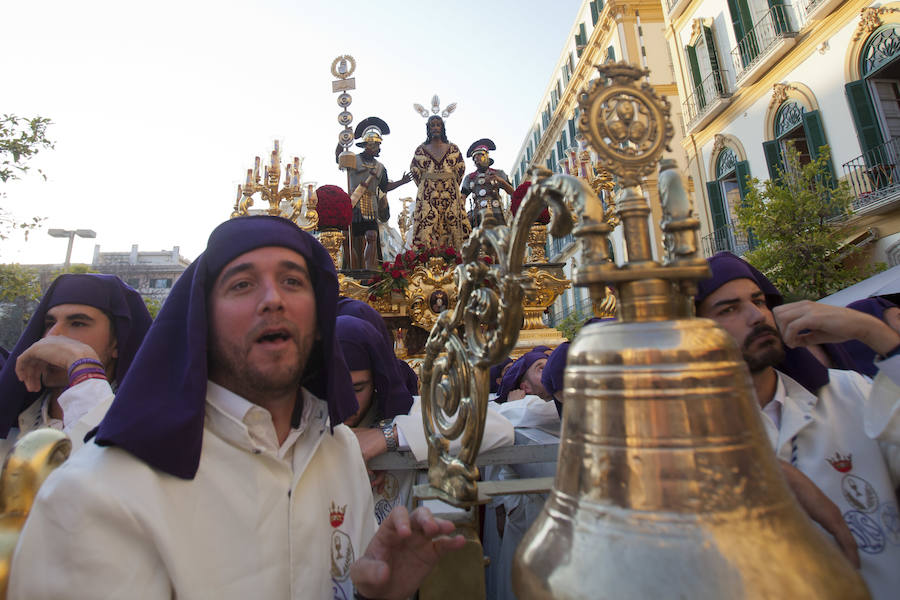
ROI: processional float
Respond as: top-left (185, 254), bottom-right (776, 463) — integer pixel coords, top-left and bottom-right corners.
top-left (417, 62), bottom-right (869, 598)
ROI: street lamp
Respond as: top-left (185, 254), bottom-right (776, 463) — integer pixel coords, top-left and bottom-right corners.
top-left (48, 228), bottom-right (96, 269)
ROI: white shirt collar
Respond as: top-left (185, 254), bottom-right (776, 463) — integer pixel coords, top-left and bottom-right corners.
top-left (205, 381), bottom-right (318, 461)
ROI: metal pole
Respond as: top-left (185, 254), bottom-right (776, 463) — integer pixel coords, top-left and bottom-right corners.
top-left (64, 232), bottom-right (75, 270)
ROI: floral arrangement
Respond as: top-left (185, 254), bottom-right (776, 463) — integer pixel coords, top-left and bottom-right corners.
top-left (315, 185), bottom-right (352, 230)
top-left (368, 244), bottom-right (467, 300)
top-left (510, 181), bottom-right (550, 224)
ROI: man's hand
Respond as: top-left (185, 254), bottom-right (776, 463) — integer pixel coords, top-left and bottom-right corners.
top-left (779, 461), bottom-right (860, 568)
top-left (506, 389), bottom-right (526, 402)
top-left (351, 506), bottom-right (465, 600)
top-left (774, 300), bottom-right (900, 355)
top-left (15, 336), bottom-right (102, 392)
top-left (353, 427), bottom-right (389, 462)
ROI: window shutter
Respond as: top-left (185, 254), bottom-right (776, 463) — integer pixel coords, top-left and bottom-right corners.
top-left (762, 140), bottom-right (784, 181)
top-left (607, 46), bottom-right (616, 62)
top-left (735, 160), bottom-right (751, 201)
top-left (706, 181), bottom-right (730, 252)
top-left (686, 45), bottom-right (706, 107)
top-left (766, 0), bottom-right (791, 34)
top-left (590, 0), bottom-right (600, 25)
top-left (802, 109), bottom-right (837, 185)
top-left (702, 26), bottom-right (724, 94)
top-left (568, 118), bottom-right (577, 142)
top-left (845, 80), bottom-right (884, 159)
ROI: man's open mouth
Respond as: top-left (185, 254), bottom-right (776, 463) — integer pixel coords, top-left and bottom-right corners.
top-left (257, 329), bottom-right (292, 344)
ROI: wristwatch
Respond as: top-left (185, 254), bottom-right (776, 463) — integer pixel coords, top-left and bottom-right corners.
top-left (377, 418), bottom-right (398, 452)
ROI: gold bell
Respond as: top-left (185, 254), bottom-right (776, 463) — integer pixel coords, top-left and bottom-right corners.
top-left (512, 63), bottom-right (868, 599)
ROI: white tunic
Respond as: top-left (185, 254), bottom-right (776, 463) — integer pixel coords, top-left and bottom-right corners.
top-left (760, 359), bottom-right (900, 600)
top-left (9, 382), bottom-right (377, 600)
top-left (0, 378), bottom-right (114, 459)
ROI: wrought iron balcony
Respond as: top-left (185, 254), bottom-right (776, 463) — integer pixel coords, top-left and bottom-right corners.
top-left (842, 136), bottom-right (900, 213)
top-left (682, 70), bottom-right (732, 132)
top-left (701, 223), bottom-right (751, 257)
top-left (731, 5), bottom-right (797, 83)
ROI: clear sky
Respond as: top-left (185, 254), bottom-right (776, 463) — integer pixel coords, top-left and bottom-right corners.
top-left (2, 0), bottom-right (584, 265)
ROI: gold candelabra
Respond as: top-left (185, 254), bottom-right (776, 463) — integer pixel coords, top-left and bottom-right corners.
top-left (231, 140), bottom-right (318, 230)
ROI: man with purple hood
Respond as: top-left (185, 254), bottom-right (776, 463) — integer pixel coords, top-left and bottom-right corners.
top-left (10, 216), bottom-right (462, 600)
top-left (0, 273), bottom-right (151, 457)
top-left (696, 251), bottom-right (900, 599)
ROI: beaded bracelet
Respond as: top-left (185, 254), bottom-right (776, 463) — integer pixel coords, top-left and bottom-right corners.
top-left (67, 357), bottom-right (104, 378)
top-left (68, 366), bottom-right (106, 384)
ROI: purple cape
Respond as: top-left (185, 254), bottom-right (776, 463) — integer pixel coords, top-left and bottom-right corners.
top-left (336, 297), bottom-right (413, 417)
top-left (336, 315), bottom-right (411, 420)
top-left (94, 216), bottom-right (358, 480)
top-left (497, 350), bottom-right (547, 403)
top-left (0, 273), bottom-right (151, 437)
top-left (396, 358), bottom-right (419, 396)
top-left (541, 342), bottom-right (569, 417)
top-left (698, 252), bottom-right (828, 394)
top-left (489, 357), bottom-right (514, 394)
top-left (835, 297), bottom-right (899, 377)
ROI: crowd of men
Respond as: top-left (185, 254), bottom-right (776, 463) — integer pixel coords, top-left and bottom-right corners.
top-left (0, 213), bottom-right (898, 599)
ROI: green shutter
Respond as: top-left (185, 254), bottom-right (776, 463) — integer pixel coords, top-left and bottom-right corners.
top-left (728, 0), bottom-right (756, 66)
top-left (762, 140), bottom-right (784, 181)
top-left (766, 0), bottom-right (791, 34)
top-left (686, 45), bottom-right (706, 108)
top-left (568, 118), bottom-right (577, 142)
top-left (590, 0), bottom-right (600, 24)
top-left (702, 26), bottom-right (724, 94)
top-left (802, 110), bottom-right (837, 186)
top-left (845, 80), bottom-right (884, 159)
top-left (707, 181), bottom-right (730, 252)
top-left (607, 46), bottom-right (616, 62)
top-left (735, 160), bottom-right (751, 202)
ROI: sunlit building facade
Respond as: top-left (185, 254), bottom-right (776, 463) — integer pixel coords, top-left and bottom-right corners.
top-left (666, 0), bottom-right (900, 266)
top-left (510, 0), bottom-right (692, 325)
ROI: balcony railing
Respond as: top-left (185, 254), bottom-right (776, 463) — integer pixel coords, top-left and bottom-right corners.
top-left (731, 5), bottom-right (795, 80)
top-left (842, 136), bottom-right (900, 212)
top-left (682, 70), bottom-right (731, 131)
top-left (701, 223), bottom-right (751, 257)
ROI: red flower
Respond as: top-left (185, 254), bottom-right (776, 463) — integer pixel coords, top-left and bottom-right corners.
top-left (382, 262), bottom-right (390, 270)
top-left (509, 181), bottom-right (550, 224)
top-left (446, 248), bottom-right (457, 256)
top-left (391, 269), bottom-right (402, 279)
top-left (315, 185), bottom-right (352, 229)
top-left (482, 256), bottom-right (493, 264)
top-left (368, 294), bottom-right (376, 301)
top-left (405, 250), bottom-right (415, 260)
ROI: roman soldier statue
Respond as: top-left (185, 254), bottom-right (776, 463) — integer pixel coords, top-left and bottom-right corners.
top-left (461, 138), bottom-right (513, 228)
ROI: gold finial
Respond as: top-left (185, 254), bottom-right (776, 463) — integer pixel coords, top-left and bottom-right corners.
top-left (232, 143), bottom-right (317, 230)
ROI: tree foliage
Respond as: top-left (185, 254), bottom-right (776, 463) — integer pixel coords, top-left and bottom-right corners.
top-left (1, 114), bottom-right (53, 243)
top-left (1, 114), bottom-right (54, 183)
top-left (143, 296), bottom-right (162, 319)
top-left (735, 145), bottom-right (882, 300)
top-left (554, 309), bottom-right (592, 341)
top-left (0, 264), bottom-right (41, 303)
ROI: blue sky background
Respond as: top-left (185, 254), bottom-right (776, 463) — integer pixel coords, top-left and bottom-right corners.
top-left (3, 0), bottom-right (583, 263)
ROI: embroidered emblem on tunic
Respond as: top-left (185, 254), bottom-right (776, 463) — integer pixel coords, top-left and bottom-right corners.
top-left (826, 452), bottom-right (853, 473)
top-left (844, 510), bottom-right (886, 554)
top-left (381, 473), bottom-right (400, 502)
top-left (329, 501), bottom-right (354, 581)
top-left (881, 502), bottom-right (900, 545)
top-left (841, 474), bottom-right (879, 513)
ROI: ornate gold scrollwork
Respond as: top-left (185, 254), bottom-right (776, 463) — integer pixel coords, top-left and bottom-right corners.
top-left (420, 169), bottom-right (591, 506)
top-left (407, 258), bottom-right (458, 332)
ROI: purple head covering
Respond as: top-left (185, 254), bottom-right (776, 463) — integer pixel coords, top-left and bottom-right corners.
top-left (833, 297), bottom-right (899, 377)
top-left (541, 342), bottom-right (569, 416)
top-left (489, 357), bottom-right (514, 394)
top-left (699, 252), bottom-right (828, 394)
top-left (94, 216), bottom-right (358, 480)
top-left (696, 252), bottom-right (783, 309)
top-left (336, 316), bottom-right (412, 420)
top-left (496, 350), bottom-right (548, 403)
top-left (336, 297), bottom-right (413, 417)
top-left (0, 273), bottom-right (151, 438)
top-left (396, 358), bottom-right (419, 396)
top-left (0, 347), bottom-right (8, 371)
